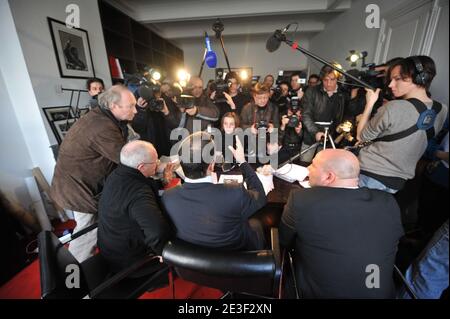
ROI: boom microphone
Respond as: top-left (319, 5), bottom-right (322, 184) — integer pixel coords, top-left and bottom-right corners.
top-left (204, 32), bottom-right (217, 68)
top-left (266, 24), bottom-right (291, 52)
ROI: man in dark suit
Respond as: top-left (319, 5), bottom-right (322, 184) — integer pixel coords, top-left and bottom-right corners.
top-left (162, 132), bottom-right (267, 250)
top-left (279, 149), bottom-right (404, 298)
top-left (98, 140), bottom-right (174, 275)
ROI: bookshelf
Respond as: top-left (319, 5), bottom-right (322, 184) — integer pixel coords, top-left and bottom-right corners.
top-left (99, 0), bottom-right (184, 81)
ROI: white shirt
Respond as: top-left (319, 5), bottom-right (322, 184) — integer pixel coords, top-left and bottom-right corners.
top-left (184, 175), bottom-right (214, 184)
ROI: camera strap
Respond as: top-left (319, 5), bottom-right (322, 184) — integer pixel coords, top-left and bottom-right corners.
top-left (373, 98), bottom-right (442, 143)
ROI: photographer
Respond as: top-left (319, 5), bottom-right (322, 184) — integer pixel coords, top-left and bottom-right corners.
top-left (300, 65), bottom-right (350, 162)
top-left (263, 74), bottom-right (275, 89)
top-left (270, 81), bottom-right (290, 116)
top-left (240, 82), bottom-right (279, 133)
top-left (288, 72), bottom-right (305, 100)
top-left (277, 97), bottom-right (303, 164)
top-left (241, 83), bottom-right (279, 161)
top-left (306, 74), bottom-right (320, 90)
top-left (176, 76), bottom-right (219, 134)
top-left (132, 86), bottom-right (173, 156)
top-left (212, 72), bottom-right (250, 120)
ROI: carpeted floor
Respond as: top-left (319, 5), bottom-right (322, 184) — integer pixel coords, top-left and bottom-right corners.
top-left (0, 258), bottom-right (222, 299)
top-left (0, 219), bottom-right (222, 299)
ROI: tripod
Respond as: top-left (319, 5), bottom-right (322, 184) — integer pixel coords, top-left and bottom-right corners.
top-left (315, 121), bottom-right (336, 151)
top-left (198, 19), bottom-right (232, 77)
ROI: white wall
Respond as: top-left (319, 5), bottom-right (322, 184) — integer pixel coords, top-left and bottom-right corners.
top-left (0, 0), bottom-right (111, 206)
top-left (429, 1), bottom-right (449, 105)
top-left (0, 0), bottom-right (52, 206)
top-left (309, 0), bottom-right (402, 72)
top-left (309, 0), bottom-right (448, 105)
top-left (178, 35), bottom-right (310, 83)
top-left (0, 69), bottom-right (34, 206)
top-left (9, 0), bottom-right (112, 145)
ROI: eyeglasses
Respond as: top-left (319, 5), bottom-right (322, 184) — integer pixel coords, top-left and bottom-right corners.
top-left (141, 159), bottom-right (160, 166)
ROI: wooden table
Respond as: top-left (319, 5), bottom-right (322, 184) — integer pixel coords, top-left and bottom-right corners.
top-left (217, 163), bottom-right (305, 228)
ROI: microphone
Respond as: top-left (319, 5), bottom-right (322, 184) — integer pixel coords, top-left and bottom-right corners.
top-left (266, 24), bottom-right (291, 52)
top-left (204, 32), bottom-right (217, 68)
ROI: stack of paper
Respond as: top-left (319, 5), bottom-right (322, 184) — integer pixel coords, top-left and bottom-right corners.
top-left (274, 163), bottom-right (309, 183)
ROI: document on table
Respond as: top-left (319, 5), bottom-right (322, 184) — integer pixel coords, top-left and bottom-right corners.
top-left (274, 163), bottom-right (309, 183)
top-left (217, 173), bottom-right (274, 195)
top-left (218, 175), bottom-right (243, 184)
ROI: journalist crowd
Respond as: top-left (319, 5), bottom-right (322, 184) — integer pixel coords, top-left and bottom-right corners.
top-left (48, 54), bottom-right (448, 299)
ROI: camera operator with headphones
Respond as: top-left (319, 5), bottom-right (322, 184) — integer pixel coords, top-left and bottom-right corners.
top-left (357, 55), bottom-right (448, 193)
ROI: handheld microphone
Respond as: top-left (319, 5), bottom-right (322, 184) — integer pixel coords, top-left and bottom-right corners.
top-left (266, 24), bottom-right (291, 52)
top-left (204, 32), bottom-right (217, 68)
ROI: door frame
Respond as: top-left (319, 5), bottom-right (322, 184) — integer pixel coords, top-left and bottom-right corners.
top-left (373, 0), bottom-right (442, 64)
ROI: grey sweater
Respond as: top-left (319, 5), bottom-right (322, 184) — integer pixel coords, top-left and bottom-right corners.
top-left (358, 99), bottom-right (448, 181)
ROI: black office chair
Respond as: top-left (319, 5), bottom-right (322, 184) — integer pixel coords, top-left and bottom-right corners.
top-left (162, 228), bottom-right (282, 299)
top-left (38, 223), bottom-right (169, 299)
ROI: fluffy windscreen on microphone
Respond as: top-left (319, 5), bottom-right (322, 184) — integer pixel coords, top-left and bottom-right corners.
top-left (266, 31), bottom-right (282, 52)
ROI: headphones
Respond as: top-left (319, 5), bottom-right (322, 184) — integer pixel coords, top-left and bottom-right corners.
top-left (411, 56), bottom-right (428, 86)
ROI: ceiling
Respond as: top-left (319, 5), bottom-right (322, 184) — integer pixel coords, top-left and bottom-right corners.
top-left (105, 0), bottom-right (353, 44)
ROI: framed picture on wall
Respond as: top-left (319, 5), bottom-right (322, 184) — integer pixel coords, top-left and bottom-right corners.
top-left (53, 118), bottom-right (77, 144)
top-left (48, 17), bottom-right (95, 78)
top-left (43, 106), bottom-right (75, 144)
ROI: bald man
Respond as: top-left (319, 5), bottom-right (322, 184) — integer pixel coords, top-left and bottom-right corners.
top-left (279, 149), bottom-right (404, 298)
top-left (97, 140), bottom-right (174, 276)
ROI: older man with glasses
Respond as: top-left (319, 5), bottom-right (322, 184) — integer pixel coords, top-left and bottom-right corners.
top-left (97, 140), bottom-right (175, 276)
top-left (50, 85), bottom-right (139, 262)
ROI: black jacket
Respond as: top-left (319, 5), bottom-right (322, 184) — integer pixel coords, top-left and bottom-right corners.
top-left (279, 187), bottom-right (403, 299)
top-left (240, 101), bottom-right (280, 130)
top-left (98, 164), bottom-right (173, 273)
top-left (170, 94), bottom-right (219, 134)
top-left (162, 162), bottom-right (267, 250)
top-left (132, 106), bottom-right (172, 156)
top-left (301, 85), bottom-right (350, 145)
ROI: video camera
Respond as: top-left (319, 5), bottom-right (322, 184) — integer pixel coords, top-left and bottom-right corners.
top-left (177, 94), bottom-right (196, 109)
top-left (210, 68), bottom-right (230, 104)
top-left (164, 82), bottom-right (195, 109)
top-left (211, 79), bottom-right (230, 104)
top-left (345, 65), bottom-right (385, 91)
top-left (124, 73), bottom-right (164, 112)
